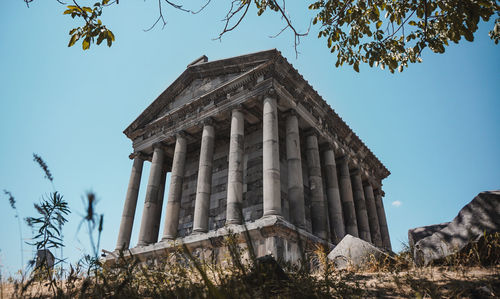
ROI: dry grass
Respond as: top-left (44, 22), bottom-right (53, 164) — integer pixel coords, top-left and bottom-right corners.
top-left (2, 233), bottom-right (499, 298)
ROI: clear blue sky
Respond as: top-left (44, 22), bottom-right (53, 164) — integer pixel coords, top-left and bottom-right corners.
top-left (1, 1), bottom-right (499, 275)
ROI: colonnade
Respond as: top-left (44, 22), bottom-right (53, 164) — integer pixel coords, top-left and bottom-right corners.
top-left (115, 93), bottom-right (391, 251)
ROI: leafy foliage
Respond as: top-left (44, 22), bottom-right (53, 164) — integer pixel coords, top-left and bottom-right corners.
top-left (24, 0), bottom-right (498, 71)
top-left (26, 192), bottom-right (70, 251)
top-left (64, 0), bottom-right (115, 50)
top-left (308, 0), bottom-right (500, 72)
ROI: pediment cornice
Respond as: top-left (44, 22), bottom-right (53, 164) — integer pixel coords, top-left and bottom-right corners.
top-left (124, 49), bottom-right (279, 137)
top-left (124, 49), bottom-right (389, 179)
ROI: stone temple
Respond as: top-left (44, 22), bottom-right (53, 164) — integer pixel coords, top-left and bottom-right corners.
top-left (110, 49), bottom-right (391, 263)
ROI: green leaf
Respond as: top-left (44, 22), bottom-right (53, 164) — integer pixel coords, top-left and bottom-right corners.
top-left (464, 30), bottom-right (474, 41)
top-left (376, 20), bottom-right (382, 29)
top-left (107, 30), bottom-right (115, 41)
top-left (106, 33), bottom-right (112, 47)
top-left (97, 32), bottom-right (105, 45)
top-left (353, 61), bottom-right (359, 72)
top-left (68, 34), bottom-right (79, 47)
top-left (82, 37), bottom-right (91, 50)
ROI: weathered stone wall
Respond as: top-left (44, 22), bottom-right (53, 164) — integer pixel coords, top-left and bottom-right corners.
top-left (178, 145), bottom-right (200, 237)
top-left (178, 122), bottom-right (270, 237)
top-left (176, 117), bottom-right (317, 238)
top-left (241, 123), bottom-right (263, 222)
top-left (301, 141), bottom-right (313, 234)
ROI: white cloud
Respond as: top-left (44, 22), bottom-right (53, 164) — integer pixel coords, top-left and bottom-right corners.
top-left (392, 200), bottom-right (402, 207)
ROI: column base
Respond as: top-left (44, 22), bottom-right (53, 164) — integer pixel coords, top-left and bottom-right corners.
top-left (161, 236), bottom-right (176, 242)
top-left (225, 219), bottom-right (242, 225)
top-left (192, 228), bottom-right (208, 234)
top-left (136, 242), bottom-right (149, 247)
top-left (262, 210), bottom-right (281, 217)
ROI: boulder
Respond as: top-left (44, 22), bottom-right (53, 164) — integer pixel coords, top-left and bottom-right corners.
top-left (408, 222), bottom-right (450, 250)
top-left (414, 190), bottom-right (500, 266)
top-left (36, 249), bottom-right (55, 269)
top-left (327, 234), bottom-right (391, 269)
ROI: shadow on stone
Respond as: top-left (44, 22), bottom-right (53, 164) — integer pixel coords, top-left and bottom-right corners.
top-left (327, 234), bottom-right (393, 269)
top-left (248, 254), bottom-right (288, 282)
top-left (412, 190), bottom-right (500, 266)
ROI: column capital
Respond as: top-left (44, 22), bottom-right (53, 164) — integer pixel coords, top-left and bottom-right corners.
top-left (175, 130), bottom-right (187, 139)
top-left (266, 87), bottom-right (277, 98)
top-left (350, 168), bottom-right (361, 176)
top-left (336, 155), bottom-right (350, 165)
top-left (283, 108), bottom-right (298, 119)
top-left (304, 127), bottom-right (319, 138)
top-left (231, 103), bottom-right (245, 112)
top-left (152, 142), bottom-right (166, 150)
top-left (129, 152), bottom-right (147, 160)
top-left (319, 142), bottom-right (334, 153)
top-left (363, 177), bottom-right (377, 187)
top-left (201, 117), bottom-right (215, 127)
top-left (374, 188), bottom-right (385, 197)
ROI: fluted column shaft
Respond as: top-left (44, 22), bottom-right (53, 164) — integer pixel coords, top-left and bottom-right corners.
top-left (162, 134), bottom-right (187, 240)
top-left (375, 191), bottom-right (392, 250)
top-left (351, 171), bottom-right (371, 242)
top-left (364, 183), bottom-right (382, 247)
top-left (322, 148), bottom-right (345, 244)
top-left (262, 95), bottom-right (281, 217)
top-left (115, 156), bottom-right (144, 251)
top-left (306, 133), bottom-right (328, 240)
top-left (285, 112), bottom-right (306, 228)
top-left (193, 123), bottom-right (215, 233)
top-left (137, 145), bottom-right (165, 246)
top-left (226, 109), bottom-right (245, 224)
top-left (337, 157), bottom-right (358, 237)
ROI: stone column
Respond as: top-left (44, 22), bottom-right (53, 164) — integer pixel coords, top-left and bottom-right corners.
top-left (115, 155), bottom-right (144, 251)
top-left (193, 121), bottom-right (215, 233)
top-left (285, 110), bottom-right (305, 228)
top-left (364, 182), bottom-right (382, 247)
top-left (337, 157), bottom-right (358, 237)
top-left (351, 170), bottom-right (371, 242)
top-left (262, 92), bottom-right (281, 217)
top-left (226, 108), bottom-right (245, 225)
top-left (322, 148), bottom-right (345, 244)
top-left (305, 132), bottom-right (328, 240)
top-left (137, 144), bottom-right (165, 246)
top-left (375, 190), bottom-right (392, 250)
top-left (162, 133), bottom-right (187, 240)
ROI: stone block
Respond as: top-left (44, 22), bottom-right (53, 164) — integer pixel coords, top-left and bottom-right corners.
top-left (408, 222), bottom-right (449, 250)
top-left (414, 190), bottom-right (500, 266)
top-left (327, 234), bottom-right (391, 269)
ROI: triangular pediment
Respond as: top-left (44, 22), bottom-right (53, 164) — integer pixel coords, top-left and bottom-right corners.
top-left (125, 49), bottom-right (278, 136)
top-left (151, 71), bottom-right (244, 124)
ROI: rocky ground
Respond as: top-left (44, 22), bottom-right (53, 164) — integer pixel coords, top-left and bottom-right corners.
top-left (2, 265), bottom-right (499, 298)
top-left (341, 266), bottom-right (499, 298)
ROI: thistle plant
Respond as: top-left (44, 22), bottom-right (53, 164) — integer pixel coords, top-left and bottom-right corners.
top-left (22, 154), bottom-right (70, 297)
top-left (76, 191), bottom-right (104, 283)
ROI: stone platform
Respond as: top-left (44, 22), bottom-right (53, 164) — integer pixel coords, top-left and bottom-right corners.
top-left (105, 215), bottom-right (332, 264)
